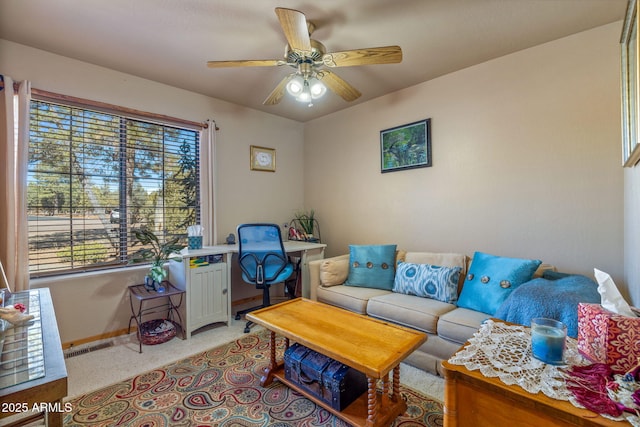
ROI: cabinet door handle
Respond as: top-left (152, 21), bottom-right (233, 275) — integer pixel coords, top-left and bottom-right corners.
top-left (222, 288), bottom-right (228, 294)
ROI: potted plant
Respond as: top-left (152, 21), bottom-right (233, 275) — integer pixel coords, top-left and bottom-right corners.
top-left (130, 228), bottom-right (184, 292)
top-left (294, 209), bottom-right (316, 240)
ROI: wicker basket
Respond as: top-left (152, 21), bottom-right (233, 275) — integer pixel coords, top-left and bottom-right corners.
top-left (140, 319), bottom-right (177, 345)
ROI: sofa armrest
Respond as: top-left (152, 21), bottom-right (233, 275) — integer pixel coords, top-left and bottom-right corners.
top-left (309, 254), bottom-right (350, 301)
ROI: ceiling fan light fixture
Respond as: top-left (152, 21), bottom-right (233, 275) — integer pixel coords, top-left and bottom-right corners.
top-left (296, 81), bottom-right (312, 103)
top-left (309, 77), bottom-right (326, 99)
top-left (208, 8), bottom-right (402, 108)
top-left (286, 75), bottom-right (305, 96)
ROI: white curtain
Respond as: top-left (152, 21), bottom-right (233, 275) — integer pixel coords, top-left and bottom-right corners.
top-left (200, 120), bottom-right (218, 246)
top-left (0, 76), bottom-right (30, 292)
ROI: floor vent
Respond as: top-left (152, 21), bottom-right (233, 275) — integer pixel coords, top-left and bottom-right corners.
top-left (64, 342), bottom-right (113, 359)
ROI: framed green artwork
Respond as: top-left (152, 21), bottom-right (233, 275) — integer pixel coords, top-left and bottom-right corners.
top-left (380, 119), bottom-right (431, 173)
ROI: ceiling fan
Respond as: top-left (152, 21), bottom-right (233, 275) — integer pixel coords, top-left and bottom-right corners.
top-left (206, 7), bottom-right (403, 106)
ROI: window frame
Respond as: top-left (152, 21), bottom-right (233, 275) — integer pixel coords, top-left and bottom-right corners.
top-left (27, 93), bottom-right (204, 278)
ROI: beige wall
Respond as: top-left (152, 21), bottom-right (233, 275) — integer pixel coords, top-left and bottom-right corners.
top-left (1, 39), bottom-right (305, 344)
top-left (0, 20), bottom-right (631, 343)
top-left (305, 23), bottom-right (626, 297)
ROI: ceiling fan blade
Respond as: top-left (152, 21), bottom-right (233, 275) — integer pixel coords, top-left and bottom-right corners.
top-left (207, 59), bottom-right (284, 68)
top-left (316, 70), bottom-right (361, 102)
top-left (322, 46), bottom-right (403, 67)
top-left (275, 7), bottom-right (312, 53)
top-left (263, 75), bottom-right (293, 105)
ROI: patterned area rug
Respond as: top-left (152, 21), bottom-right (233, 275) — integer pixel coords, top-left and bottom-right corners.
top-left (64, 329), bottom-right (443, 426)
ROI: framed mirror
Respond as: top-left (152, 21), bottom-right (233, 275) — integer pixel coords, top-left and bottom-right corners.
top-left (622, 0), bottom-right (640, 166)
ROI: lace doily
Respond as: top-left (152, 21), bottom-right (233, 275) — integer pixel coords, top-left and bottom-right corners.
top-left (448, 319), bottom-right (640, 426)
top-left (448, 319), bottom-right (585, 400)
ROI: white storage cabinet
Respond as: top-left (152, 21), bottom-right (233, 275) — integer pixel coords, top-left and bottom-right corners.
top-left (169, 250), bottom-right (232, 338)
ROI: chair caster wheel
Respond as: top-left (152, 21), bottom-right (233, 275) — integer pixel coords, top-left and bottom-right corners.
top-left (235, 314), bottom-right (241, 320)
top-left (244, 327), bottom-right (251, 333)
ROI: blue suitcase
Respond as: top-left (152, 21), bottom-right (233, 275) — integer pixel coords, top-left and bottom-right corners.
top-left (283, 342), bottom-right (367, 410)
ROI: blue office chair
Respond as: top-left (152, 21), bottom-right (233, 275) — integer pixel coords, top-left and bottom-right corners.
top-left (235, 223), bottom-right (294, 333)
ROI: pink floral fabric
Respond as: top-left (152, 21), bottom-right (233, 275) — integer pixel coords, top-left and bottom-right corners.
top-left (577, 303), bottom-right (640, 372)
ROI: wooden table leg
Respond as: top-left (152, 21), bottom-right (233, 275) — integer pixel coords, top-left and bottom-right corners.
top-left (381, 373), bottom-right (391, 408)
top-left (260, 331), bottom-right (278, 386)
top-left (392, 365), bottom-right (401, 403)
top-left (46, 407), bottom-right (63, 427)
top-left (443, 367), bottom-right (458, 427)
top-left (366, 376), bottom-right (378, 427)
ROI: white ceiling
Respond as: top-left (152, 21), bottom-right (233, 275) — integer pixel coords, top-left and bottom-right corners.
top-left (0, 0), bottom-right (628, 122)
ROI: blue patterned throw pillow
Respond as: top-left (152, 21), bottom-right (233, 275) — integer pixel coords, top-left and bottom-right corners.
top-left (393, 262), bottom-right (462, 304)
top-left (457, 251), bottom-right (542, 315)
top-left (345, 244), bottom-right (397, 290)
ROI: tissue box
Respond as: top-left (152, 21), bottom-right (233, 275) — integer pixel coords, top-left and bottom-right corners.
top-left (577, 303), bottom-right (640, 372)
top-left (188, 236), bottom-right (202, 250)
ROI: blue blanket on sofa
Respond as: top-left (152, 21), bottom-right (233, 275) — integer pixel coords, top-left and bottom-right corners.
top-left (494, 275), bottom-right (600, 338)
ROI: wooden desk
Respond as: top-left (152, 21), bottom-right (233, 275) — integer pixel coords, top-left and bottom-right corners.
top-left (442, 329), bottom-right (626, 427)
top-left (169, 241), bottom-right (326, 338)
top-left (0, 288), bottom-right (67, 427)
top-left (247, 298), bottom-right (426, 427)
top-left (174, 241), bottom-right (326, 298)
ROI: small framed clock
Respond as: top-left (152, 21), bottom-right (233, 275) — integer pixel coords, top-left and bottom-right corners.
top-left (250, 145), bottom-right (276, 172)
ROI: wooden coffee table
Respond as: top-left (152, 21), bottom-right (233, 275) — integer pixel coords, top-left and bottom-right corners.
top-left (246, 298), bottom-right (426, 427)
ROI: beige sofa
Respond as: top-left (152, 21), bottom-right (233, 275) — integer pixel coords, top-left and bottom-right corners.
top-left (309, 251), bottom-right (551, 376)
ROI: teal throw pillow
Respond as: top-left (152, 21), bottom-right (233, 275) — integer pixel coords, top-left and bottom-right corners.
top-left (345, 244), bottom-right (397, 290)
top-left (393, 262), bottom-right (462, 304)
top-left (457, 251), bottom-right (542, 315)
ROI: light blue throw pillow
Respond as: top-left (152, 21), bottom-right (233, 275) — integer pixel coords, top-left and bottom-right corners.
top-left (393, 262), bottom-right (462, 304)
top-left (345, 244), bottom-right (397, 290)
top-left (457, 251), bottom-right (542, 315)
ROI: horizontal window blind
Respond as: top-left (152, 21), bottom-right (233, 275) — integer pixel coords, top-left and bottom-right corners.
top-left (28, 100), bottom-right (200, 277)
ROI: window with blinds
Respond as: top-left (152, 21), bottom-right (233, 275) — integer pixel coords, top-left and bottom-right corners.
top-left (28, 100), bottom-right (200, 277)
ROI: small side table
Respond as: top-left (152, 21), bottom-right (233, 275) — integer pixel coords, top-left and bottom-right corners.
top-left (127, 282), bottom-right (185, 353)
top-left (441, 319), bottom-right (622, 427)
